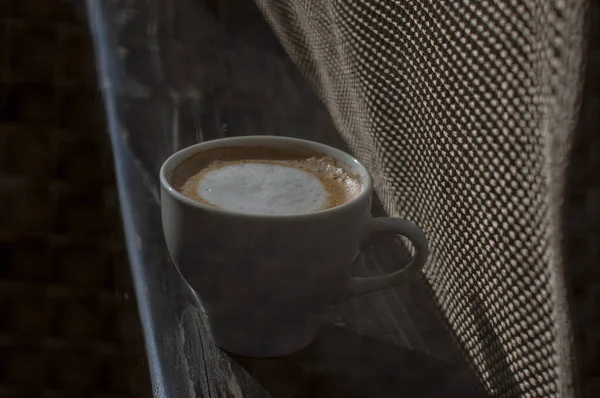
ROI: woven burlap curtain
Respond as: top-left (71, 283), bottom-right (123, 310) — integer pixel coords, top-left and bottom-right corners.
top-left (253, 1), bottom-right (586, 396)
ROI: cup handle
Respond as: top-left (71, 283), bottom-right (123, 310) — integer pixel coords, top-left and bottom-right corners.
top-left (345, 217), bottom-right (429, 298)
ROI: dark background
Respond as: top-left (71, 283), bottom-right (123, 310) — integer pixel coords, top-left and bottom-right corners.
top-left (0, 1), bottom-right (151, 396)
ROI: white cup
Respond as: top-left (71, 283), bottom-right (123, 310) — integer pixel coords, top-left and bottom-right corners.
top-left (160, 136), bottom-right (428, 357)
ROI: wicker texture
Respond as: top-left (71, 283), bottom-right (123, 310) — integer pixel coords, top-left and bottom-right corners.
top-left (254, 0), bottom-right (586, 396)
top-left (0, 1), bottom-right (148, 397)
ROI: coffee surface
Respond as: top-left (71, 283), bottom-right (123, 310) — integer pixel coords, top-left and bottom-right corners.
top-left (174, 146), bottom-right (361, 215)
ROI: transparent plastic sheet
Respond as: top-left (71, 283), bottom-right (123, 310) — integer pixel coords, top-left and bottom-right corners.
top-left (253, 1), bottom-right (586, 396)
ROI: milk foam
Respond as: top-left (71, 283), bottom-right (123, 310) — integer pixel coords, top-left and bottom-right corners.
top-left (179, 154), bottom-right (362, 215)
top-left (197, 163), bottom-right (328, 215)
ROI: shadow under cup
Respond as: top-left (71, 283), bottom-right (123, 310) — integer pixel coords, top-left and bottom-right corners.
top-left (160, 136), bottom-right (427, 357)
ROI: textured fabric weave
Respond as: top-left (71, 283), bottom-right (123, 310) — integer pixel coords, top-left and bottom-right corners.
top-left (254, 1), bottom-right (586, 396)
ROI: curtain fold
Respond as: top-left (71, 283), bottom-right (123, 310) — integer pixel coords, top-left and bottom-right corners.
top-left (253, 1), bottom-right (586, 396)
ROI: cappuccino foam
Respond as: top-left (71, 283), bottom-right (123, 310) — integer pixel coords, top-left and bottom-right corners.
top-left (178, 152), bottom-right (361, 215)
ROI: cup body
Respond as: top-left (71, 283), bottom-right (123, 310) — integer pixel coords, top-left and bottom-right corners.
top-left (160, 136), bottom-right (372, 357)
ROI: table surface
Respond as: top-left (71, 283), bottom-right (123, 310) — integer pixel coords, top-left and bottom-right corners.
top-left (85, 0), bottom-right (487, 396)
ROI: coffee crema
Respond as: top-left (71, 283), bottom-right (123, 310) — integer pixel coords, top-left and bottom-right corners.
top-left (174, 146), bottom-right (361, 215)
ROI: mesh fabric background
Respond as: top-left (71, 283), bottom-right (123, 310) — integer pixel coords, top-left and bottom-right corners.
top-left (253, 0), bottom-right (585, 396)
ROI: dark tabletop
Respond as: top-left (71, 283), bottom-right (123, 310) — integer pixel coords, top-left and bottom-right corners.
top-left (85, 0), bottom-right (487, 396)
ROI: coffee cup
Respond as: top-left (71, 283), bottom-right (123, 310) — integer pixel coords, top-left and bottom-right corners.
top-left (160, 136), bottom-right (428, 357)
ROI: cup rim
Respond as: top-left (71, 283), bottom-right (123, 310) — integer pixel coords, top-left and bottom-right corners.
top-left (159, 136), bottom-right (373, 219)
